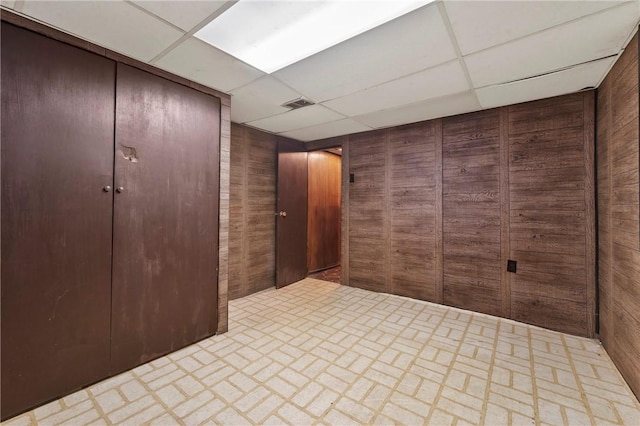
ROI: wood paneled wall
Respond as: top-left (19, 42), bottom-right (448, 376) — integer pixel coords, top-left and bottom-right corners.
top-left (390, 123), bottom-right (439, 301)
top-left (443, 110), bottom-right (502, 316)
top-left (307, 151), bottom-right (341, 272)
top-left (348, 130), bottom-right (388, 292)
top-left (346, 123), bottom-right (440, 298)
top-left (341, 91), bottom-right (595, 337)
top-left (508, 94), bottom-right (595, 336)
top-left (597, 32), bottom-right (640, 399)
top-left (228, 124), bottom-right (277, 300)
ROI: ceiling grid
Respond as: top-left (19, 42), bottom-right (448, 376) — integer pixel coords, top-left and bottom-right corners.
top-left (1, 0), bottom-right (638, 141)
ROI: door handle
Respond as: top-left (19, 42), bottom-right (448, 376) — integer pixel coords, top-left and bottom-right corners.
top-left (116, 186), bottom-right (124, 193)
top-left (103, 185), bottom-right (112, 192)
top-left (276, 211), bottom-right (287, 217)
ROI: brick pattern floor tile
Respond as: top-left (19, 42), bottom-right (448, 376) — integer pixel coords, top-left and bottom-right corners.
top-left (4, 278), bottom-right (639, 425)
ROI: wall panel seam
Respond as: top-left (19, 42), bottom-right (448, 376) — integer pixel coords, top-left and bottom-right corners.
top-left (434, 119), bottom-right (444, 304)
top-left (500, 107), bottom-right (511, 318)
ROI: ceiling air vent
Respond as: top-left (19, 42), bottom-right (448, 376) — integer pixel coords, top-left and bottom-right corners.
top-left (282, 97), bottom-right (315, 110)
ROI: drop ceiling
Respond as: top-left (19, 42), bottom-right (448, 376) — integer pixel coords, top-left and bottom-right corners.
top-left (2, 0), bottom-right (639, 142)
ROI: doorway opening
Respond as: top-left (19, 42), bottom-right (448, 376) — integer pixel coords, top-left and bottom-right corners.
top-left (306, 147), bottom-right (342, 284)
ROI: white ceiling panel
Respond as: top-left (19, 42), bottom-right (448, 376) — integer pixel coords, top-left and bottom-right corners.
top-left (247, 105), bottom-right (345, 134)
top-left (445, 0), bottom-right (624, 55)
top-left (356, 91), bottom-right (481, 129)
top-left (465, 2), bottom-right (640, 88)
top-left (7, 0), bottom-right (639, 142)
top-left (476, 57), bottom-right (616, 109)
top-left (20, 1), bottom-right (184, 62)
top-left (155, 38), bottom-right (263, 92)
top-left (279, 119), bottom-right (371, 142)
top-left (132, 1), bottom-right (230, 32)
top-left (273, 3), bottom-right (456, 103)
top-left (322, 60), bottom-right (468, 117)
top-left (229, 76), bottom-right (300, 123)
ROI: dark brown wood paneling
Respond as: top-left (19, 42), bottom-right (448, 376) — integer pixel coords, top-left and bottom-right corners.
top-left (597, 75), bottom-right (613, 344)
top-left (1, 24), bottom-right (115, 419)
top-left (348, 130), bottom-right (388, 293)
top-left (597, 31), bottom-right (640, 400)
top-left (308, 151), bottom-right (341, 272)
top-left (443, 109), bottom-right (503, 316)
top-left (229, 124), bottom-right (277, 300)
top-left (111, 63), bottom-right (219, 374)
top-left (508, 92), bottom-right (593, 336)
top-left (276, 138), bottom-right (308, 288)
top-left (389, 122), bottom-right (438, 301)
top-left (584, 92), bottom-right (596, 337)
top-left (499, 108), bottom-right (512, 317)
top-left (248, 129), bottom-right (277, 289)
top-left (345, 91), bottom-right (596, 339)
top-left (434, 120), bottom-right (444, 304)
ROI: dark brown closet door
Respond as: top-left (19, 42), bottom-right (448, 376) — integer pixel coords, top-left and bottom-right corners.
top-left (111, 64), bottom-right (220, 373)
top-left (1, 24), bottom-right (115, 420)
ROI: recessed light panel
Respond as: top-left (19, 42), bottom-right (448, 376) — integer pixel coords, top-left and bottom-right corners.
top-left (194, 0), bottom-right (432, 73)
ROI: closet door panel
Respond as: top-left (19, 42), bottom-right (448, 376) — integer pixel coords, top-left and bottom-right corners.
top-left (1, 24), bottom-right (115, 419)
top-left (111, 64), bottom-right (220, 373)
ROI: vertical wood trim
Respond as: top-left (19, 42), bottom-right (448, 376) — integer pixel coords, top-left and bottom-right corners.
top-left (584, 91), bottom-right (596, 337)
top-left (240, 126), bottom-right (250, 296)
top-left (434, 119), bottom-right (444, 304)
top-left (384, 129), bottom-right (392, 293)
top-left (217, 103), bottom-right (230, 334)
top-left (499, 107), bottom-right (511, 318)
top-left (606, 79), bottom-right (614, 342)
top-left (341, 137), bottom-right (350, 286)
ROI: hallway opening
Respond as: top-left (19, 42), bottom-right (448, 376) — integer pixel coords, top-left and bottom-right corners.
top-left (306, 148), bottom-right (342, 284)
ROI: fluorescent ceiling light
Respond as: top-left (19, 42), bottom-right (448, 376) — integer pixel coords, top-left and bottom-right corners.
top-left (195, 0), bottom-right (433, 73)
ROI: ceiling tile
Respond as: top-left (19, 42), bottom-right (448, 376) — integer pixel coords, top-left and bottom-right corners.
top-left (322, 61), bottom-right (468, 117)
top-left (465, 2), bottom-right (640, 88)
top-left (355, 91), bottom-right (481, 129)
top-left (279, 119), bottom-right (371, 142)
top-left (155, 37), bottom-right (263, 92)
top-left (1, 1), bottom-right (16, 9)
top-left (132, 1), bottom-right (230, 32)
top-left (445, 0), bottom-right (624, 55)
top-left (273, 3), bottom-right (455, 103)
top-left (476, 57), bottom-right (616, 109)
top-left (229, 76), bottom-right (300, 123)
top-left (248, 105), bottom-right (345, 134)
top-left (20, 1), bottom-right (184, 62)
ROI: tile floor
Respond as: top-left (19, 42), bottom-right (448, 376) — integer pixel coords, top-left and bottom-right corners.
top-left (4, 278), bottom-right (640, 425)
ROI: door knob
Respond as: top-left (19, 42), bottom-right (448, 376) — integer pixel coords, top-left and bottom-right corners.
top-left (116, 186), bottom-right (124, 193)
top-left (102, 185), bottom-right (112, 192)
top-left (279, 211), bottom-right (287, 217)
